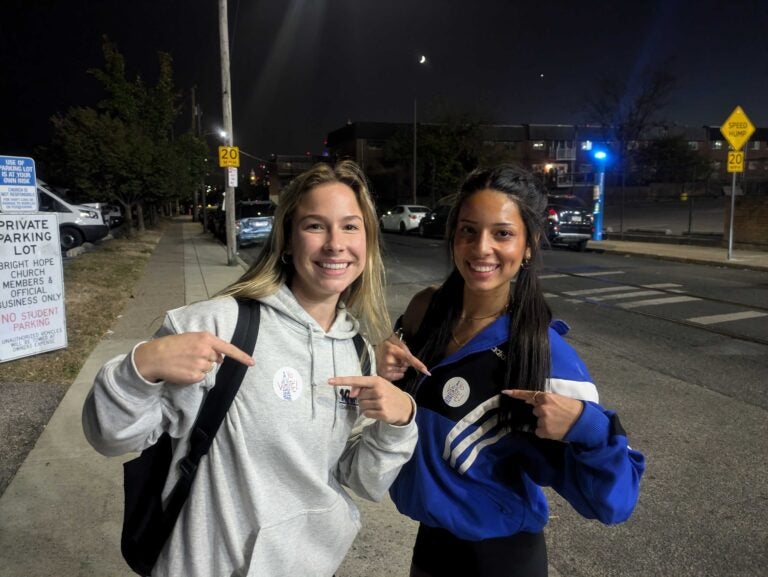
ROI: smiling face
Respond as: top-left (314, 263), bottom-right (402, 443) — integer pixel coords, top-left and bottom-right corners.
top-left (288, 182), bottom-right (367, 310)
top-left (452, 188), bottom-right (530, 300)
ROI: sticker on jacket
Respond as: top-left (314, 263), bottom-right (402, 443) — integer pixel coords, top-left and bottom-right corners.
top-left (273, 367), bottom-right (303, 400)
top-left (338, 387), bottom-right (359, 409)
top-left (442, 377), bottom-right (470, 407)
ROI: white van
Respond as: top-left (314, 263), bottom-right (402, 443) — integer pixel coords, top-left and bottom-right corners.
top-left (36, 180), bottom-right (110, 250)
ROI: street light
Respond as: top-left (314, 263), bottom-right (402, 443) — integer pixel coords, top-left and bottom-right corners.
top-left (592, 150), bottom-right (608, 241)
top-left (412, 54), bottom-right (428, 204)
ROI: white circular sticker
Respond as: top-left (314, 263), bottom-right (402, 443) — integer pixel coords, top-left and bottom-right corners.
top-left (442, 377), bottom-right (470, 408)
top-left (273, 367), bottom-right (303, 401)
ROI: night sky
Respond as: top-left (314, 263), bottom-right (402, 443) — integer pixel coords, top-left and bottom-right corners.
top-left (2, 0), bottom-right (767, 164)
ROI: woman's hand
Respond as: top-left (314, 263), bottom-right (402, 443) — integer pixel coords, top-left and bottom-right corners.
top-left (374, 334), bottom-right (430, 382)
top-left (328, 376), bottom-right (415, 426)
top-left (134, 332), bottom-right (254, 384)
top-left (502, 389), bottom-right (584, 441)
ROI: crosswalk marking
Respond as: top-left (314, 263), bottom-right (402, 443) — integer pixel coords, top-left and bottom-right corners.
top-left (618, 295), bottom-right (700, 309)
top-left (587, 290), bottom-right (662, 301)
top-left (687, 311), bottom-right (768, 325)
top-left (643, 283), bottom-right (683, 289)
top-left (574, 270), bottom-right (626, 277)
top-left (564, 286), bottom-right (636, 296)
top-left (540, 273), bottom-right (569, 279)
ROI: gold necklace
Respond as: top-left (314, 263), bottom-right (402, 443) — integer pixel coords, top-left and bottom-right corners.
top-left (459, 307), bottom-right (507, 322)
top-left (452, 306), bottom-right (507, 347)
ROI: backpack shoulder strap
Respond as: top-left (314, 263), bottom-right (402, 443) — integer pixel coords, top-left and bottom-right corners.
top-left (353, 333), bottom-right (371, 376)
top-left (177, 298), bottom-right (260, 480)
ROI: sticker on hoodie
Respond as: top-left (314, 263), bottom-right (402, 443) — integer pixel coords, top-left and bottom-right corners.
top-left (273, 367), bottom-right (303, 400)
top-left (442, 377), bottom-right (470, 407)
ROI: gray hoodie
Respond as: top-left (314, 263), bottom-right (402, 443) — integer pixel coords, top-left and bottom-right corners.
top-left (82, 285), bottom-right (417, 577)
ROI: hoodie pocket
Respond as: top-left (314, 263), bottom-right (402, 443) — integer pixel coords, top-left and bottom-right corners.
top-left (245, 496), bottom-right (360, 577)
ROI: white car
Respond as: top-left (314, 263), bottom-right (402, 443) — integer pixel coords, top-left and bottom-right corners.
top-left (36, 181), bottom-right (110, 250)
top-left (379, 205), bottom-right (431, 234)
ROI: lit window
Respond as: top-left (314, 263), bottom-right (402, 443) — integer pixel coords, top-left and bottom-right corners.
top-left (711, 141), bottom-right (723, 150)
top-left (532, 141), bottom-right (545, 150)
top-left (581, 140), bottom-right (593, 151)
top-left (687, 141), bottom-right (699, 151)
top-left (750, 141), bottom-right (760, 150)
top-left (748, 161), bottom-right (758, 171)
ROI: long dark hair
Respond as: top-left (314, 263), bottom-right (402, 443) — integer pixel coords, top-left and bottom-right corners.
top-left (403, 165), bottom-right (552, 429)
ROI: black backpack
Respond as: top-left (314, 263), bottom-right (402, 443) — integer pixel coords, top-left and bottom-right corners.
top-left (120, 299), bottom-right (370, 575)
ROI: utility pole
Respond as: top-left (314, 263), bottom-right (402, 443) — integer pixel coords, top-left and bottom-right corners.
top-left (191, 86), bottom-right (200, 224)
top-left (412, 98), bottom-right (418, 204)
top-left (219, 0), bottom-right (237, 266)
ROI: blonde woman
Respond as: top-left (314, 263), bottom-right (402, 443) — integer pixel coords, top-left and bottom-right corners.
top-left (83, 161), bottom-right (417, 577)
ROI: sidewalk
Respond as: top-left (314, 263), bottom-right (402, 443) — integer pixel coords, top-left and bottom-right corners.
top-left (0, 220), bottom-right (247, 577)
top-left (589, 238), bottom-right (768, 272)
top-left (0, 219), bottom-right (765, 577)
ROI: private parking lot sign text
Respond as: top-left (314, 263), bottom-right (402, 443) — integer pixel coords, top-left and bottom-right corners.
top-left (0, 213), bottom-right (67, 362)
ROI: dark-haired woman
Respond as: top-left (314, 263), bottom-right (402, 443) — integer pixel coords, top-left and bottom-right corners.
top-left (377, 165), bottom-right (644, 577)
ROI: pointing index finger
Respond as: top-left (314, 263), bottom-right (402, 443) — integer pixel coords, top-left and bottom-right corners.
top-left (327, 376), bottom-right (374, 388)
top-left (214, 339), bottom-right (254, 367)
top-left (501, 389), bottom-right (539, 404)
top-left (389, 342), bottom-right (430, 376)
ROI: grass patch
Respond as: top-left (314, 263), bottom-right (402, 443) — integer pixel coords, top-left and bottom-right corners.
top-left (1, 225), bottom-right (163, 384)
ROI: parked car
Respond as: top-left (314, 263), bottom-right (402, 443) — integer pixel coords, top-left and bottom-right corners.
top-left (379, 204), bottom-right (431, 234)
top-left (35, 181), bottom-right (110, 250)
top-left (545, 194), bottom-right (593, 251)
top-left (82, 202), bottom-right (124, 228)
top-left (418, 202), bottom-right (453, 238)
top-left (213, 200), bottom-right (276, 247)
top-left (235, 200), bottom-right (276, 247)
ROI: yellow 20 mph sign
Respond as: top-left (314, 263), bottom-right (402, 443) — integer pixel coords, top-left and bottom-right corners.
top-left (219, 146), bottom-right (240, 168)
top-left (727, 151), bottom-right (744, 173)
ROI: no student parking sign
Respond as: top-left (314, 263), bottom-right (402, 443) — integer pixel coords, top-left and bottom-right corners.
top-left (0, 213), bottom-right (67, 362)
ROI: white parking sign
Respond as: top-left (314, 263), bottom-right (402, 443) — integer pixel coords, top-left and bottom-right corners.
top-left (0, 156), bottom-right (38, 212)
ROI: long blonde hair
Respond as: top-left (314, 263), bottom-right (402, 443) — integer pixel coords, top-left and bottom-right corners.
top-left (218, 160), bottom-right (391, 341)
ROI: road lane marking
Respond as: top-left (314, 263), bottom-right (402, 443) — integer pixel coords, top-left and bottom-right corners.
top-left (687, 311), bottom-right (768, 325)
top-left (617, 296), bottom-right (701, 309)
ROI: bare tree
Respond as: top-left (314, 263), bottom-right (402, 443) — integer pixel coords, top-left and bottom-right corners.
top-left (585, 60), bottom-right (678, 186)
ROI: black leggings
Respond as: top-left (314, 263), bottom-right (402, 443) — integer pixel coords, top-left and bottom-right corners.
top-left (410, 524), bottom-right (547, 577)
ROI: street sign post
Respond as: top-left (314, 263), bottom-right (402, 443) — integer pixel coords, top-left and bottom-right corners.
top-left (719, 106), bottom-right (755, 261)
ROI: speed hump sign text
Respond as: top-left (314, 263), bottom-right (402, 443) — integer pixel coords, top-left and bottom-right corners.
top-left (720, 106), bottom-right (755, 151)
top-left (219, 146), bottom-right (240, 168)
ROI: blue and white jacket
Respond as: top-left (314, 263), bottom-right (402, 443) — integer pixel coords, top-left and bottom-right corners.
top-left (389, 315), bottom-right (645, 541)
